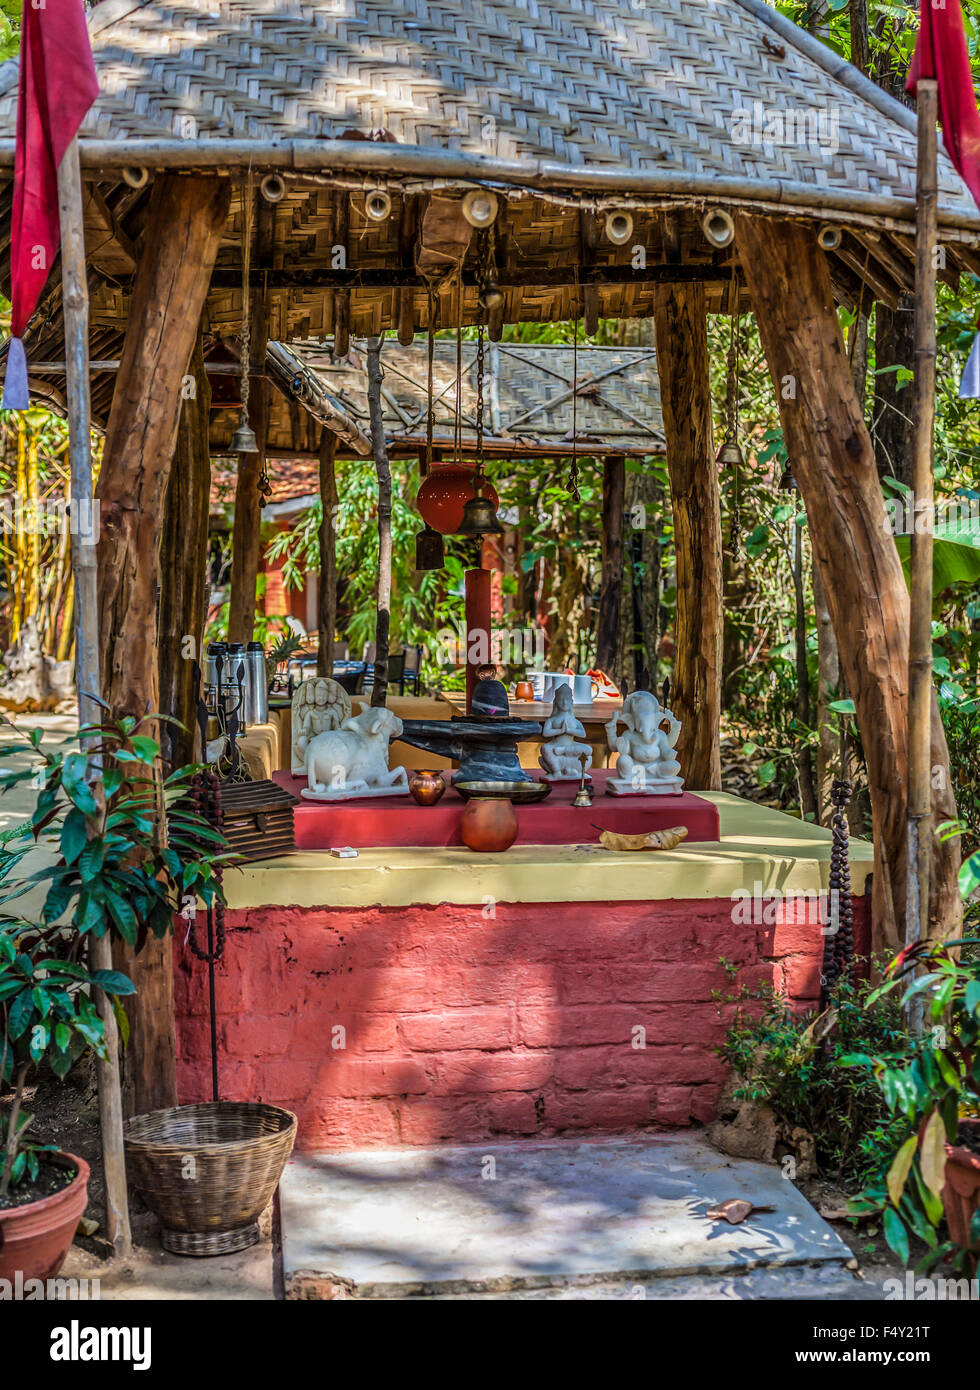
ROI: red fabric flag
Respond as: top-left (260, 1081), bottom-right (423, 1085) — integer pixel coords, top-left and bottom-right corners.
top-left (907, 0), bottom-right (980, 211)
top-left (2, 0), bottom-right (98, 409)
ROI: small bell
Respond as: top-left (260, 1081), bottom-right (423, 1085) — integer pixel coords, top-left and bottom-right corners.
top-left (716, 432), bottom-right (745, 468)
top-left (456, 491), bottom-right (503, 537)
top-left (415, 524), bottom-right (445, 571)
top-left (779, 464), bottom-right (797, 491)
top-left (230, 412), bottom-right (259, 454)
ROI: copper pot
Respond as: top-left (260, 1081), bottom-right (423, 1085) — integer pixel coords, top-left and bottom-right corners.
top-left (514, 680), bottom-right (534, 702)
top-left (409, 769), bottom-right (447, 806)
top-left (460, 796), bottom-right (518, 852)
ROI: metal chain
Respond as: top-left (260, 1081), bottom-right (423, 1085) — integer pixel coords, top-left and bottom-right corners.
top-left (569, 288), bottom-right (580, 502)
top-left (239, 176), bottom-right (253, 422)
top-left (188, 768), bottom-right (226, 964)
top-left (475, 322), bottom-right (485, 473)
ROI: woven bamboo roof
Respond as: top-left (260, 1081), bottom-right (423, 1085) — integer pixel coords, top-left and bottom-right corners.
top-left (210, 337), bottom-right (666, 459)
top-left (4, 0), bottom-right (980, 390)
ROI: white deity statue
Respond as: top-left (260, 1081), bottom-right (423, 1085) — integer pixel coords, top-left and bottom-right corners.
top-left (605, 690), bottom-right (683, 796)
top-left (539, 684), bottom-right (593, 782)
top-left (291, 676), bottom-right (351, 773)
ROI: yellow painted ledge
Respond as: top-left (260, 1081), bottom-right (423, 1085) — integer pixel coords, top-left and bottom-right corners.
top-left (222, 792), bottom-right (873, 911)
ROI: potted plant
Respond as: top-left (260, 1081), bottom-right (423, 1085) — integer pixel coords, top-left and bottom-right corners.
top-left (0, 712), bottom-right (230, 1279)
top-left (0, 927), bottom-right (131, 1284)
top-left (846, 938), bottom-right (980, 1273)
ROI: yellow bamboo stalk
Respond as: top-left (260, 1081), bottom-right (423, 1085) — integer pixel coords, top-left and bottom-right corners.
top-left (25, 417), bottom-right (40, 622)
top-left (10, 414), bottom-right (25, 642)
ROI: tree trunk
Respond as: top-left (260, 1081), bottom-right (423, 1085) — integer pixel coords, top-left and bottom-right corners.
top-left (317, 430), bottom-right (338, 676)
top-left (95, 174), bottom-right (229, 1117)
top-left (595, 454), bottom-right (625, 676)
top-left (227, 194), bottom-right (274, 645)
top-left (873, 294), bottom-right (916, 486)
top-left (367, 337), bottom-right (391, 706)
top-left (96, 174), bottom-right (229, 720)
top-left (158, 331), bottom-right (211, 771)
top-left (652, 282), bottom-right (722, 789)
top-left (737, 213), bottom-right (959, 954)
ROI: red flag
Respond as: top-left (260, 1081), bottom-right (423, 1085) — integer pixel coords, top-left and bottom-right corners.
top-left (907, 0), bottom-right (980, 211)
top-left (2, 0), bottom-right (98, 410)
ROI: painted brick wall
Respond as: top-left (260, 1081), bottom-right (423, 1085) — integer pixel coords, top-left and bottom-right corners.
top-left (174, 894), bottom-right (869, 1150)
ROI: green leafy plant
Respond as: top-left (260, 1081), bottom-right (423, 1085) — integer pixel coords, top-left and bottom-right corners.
top-left (717, 969), bottom-right (915, 1187)
top-left (0, 713), bottom-right (231, 1195)
top-left (846, 940), bottom-right (980, 1272)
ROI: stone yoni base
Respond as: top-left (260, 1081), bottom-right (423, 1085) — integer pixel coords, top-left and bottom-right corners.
top-left (174, 893), bottom-right (869, 1152)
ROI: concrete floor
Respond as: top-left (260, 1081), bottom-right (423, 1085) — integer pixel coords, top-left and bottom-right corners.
top-left (280, 1133), bottom-right (873, 1300)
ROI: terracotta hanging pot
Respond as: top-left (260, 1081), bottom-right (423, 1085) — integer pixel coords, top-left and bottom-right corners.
top-left (416, 465), bottom-right (500, 535)
top-left (409, 769), bottom-right (447, 806)
top-left (460, 796), bottom-right (519, 852)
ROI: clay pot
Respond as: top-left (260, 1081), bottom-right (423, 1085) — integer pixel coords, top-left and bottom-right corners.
top-left (0, 1151), bottom-right (89, 1285)
top-left (942, 1120), bottom-right (980, 1258)
top-left (460, 796), bottom-right (519, 852)
top-left (514, 681), bottom-right (534, 702)
top-left (409, 769), bottom-right (446, 806)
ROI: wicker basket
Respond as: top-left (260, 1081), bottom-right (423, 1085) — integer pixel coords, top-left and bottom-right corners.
top-left (124, 1102), bottom-right (297, 1257)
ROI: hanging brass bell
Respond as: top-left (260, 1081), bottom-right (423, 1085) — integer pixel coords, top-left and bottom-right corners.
top-left (230, 413), bottom-right (259, 454)
top-left (716, 432), bottom-right (745, 468)
top-left (456, 491), bottom-right (503, 537)
top-left (415, 524), bottom-right (445, 571)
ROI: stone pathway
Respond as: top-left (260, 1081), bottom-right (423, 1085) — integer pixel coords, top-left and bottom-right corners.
top-left (281, 1132), bottom-right (882, 1300)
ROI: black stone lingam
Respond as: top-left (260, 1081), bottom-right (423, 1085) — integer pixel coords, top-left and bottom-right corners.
top-left (400, 675), bottom-right (542, 786)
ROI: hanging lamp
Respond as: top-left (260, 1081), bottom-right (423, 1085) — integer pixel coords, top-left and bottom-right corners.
top-left (231, 178), bottom-right (259, 456)
top-left (718, 279), bottom-right (744, 552)
top-left (456, 322), bottom-right (503, 537)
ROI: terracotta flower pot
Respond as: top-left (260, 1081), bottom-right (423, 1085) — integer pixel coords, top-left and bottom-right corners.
top-left (943, 1120), bottom-right (980, 1256)
top-left (460, 796), bottom-right (518, 852)
top-left (0, 1151), bottom-right (89, 1286)
top-left (409, 769), bottom-right (446, 806)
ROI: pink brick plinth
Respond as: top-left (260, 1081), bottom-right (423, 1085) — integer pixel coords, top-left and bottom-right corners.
top-left (174, 894), bottom-right (869, 1150)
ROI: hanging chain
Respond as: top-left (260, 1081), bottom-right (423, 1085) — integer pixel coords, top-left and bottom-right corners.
top-left (475, 322), bottom-right (485, 481)
top-left (423, 286), bottom-right (436, 479)
top-left (240, 177), bottom-right (253, 426)
top-left (726, 282), bottom-right (742, 556)
top-left (569, 285), bottom-right (581, 502)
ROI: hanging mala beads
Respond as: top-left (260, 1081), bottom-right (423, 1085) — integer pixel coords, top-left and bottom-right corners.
top-left (568, 295), bottom-right (581, 502)
top-left (820, 775), bottom-right (855, 1005)
top-left (188, 767), bottom-right (226, 965)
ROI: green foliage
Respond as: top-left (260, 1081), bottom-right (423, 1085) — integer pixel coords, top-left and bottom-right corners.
top-left (846, 941), bottom-right (980, 1273)
top-left (717, 969), bottom-right (915, 1187)
top-left (0, 713), bottom-right (231, 1193)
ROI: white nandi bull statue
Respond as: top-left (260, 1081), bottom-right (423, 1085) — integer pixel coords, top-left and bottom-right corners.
top-left (301, 706), bottom-right (409, 801)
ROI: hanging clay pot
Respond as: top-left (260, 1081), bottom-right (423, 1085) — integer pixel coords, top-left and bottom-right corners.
top-left (409, 769), bottom-right (447, 806)
top-left (460, 796), bottom-right (518, 852)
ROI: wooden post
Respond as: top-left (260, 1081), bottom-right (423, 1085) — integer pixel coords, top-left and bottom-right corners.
top-left (228, 193), bottom-right (273, 646)
top-left (907, 79), bottom-right (938, 983)
top-left (317, 430), bottom-right (339, 677)
top-left (595, 454), bottom-right (625, 677)
top-left (652, 282), bottom-right (723, 789)
top-left (737, 212), bottom-right (960, 955)
top-left (57, 137), bottom-right (131, 1256)
top-left (96, 173), bottom-right (230, 1115)
top-left (158, 331), bottom-right (211, 769)
top-left (367, 336), bottom-right (391, 706)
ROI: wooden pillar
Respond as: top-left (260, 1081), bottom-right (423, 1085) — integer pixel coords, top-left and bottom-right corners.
top-left (736, 213), bottom-right (959, 954)
top-left (652, 282), bottom-right (723, 790)
top-left (317, 430), bottom-right (338, 676)
top-left (595, 454), bottom-right (625, 677)
top-left (465, 567), bottom-right (492, 712)
top-left (158, 331), bottom-right (211, 770)
top-left (96, 173), bottom-right (229, 1117)
top-left (228, 193), bottom-right (273, 645)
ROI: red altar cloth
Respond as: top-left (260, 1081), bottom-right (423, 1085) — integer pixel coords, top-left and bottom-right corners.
top-left (273, 769), bottom-right (720, 848)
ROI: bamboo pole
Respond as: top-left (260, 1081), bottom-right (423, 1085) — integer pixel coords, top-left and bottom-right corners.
top-left (57, 135), bottom-right (131, 1257)
top-left (907, 79), bottom-right (938, 1007)
top-left (366, 335), bottom-right (392, 707)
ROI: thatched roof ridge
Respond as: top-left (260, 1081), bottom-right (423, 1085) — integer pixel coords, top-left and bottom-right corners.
top-left (0, 0), bottom-right (973, 230)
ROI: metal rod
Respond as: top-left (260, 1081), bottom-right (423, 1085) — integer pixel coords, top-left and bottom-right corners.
top-left (57, 134), bottom-right (132, 1257)
top-left (207, 905), bottom-right (219, 1104)
top-left (906, 78), bottom-right (938, 1025)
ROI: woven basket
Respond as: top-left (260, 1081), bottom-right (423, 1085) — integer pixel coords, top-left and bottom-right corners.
top-left (124, 1102), bottom-right (297, 1257)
